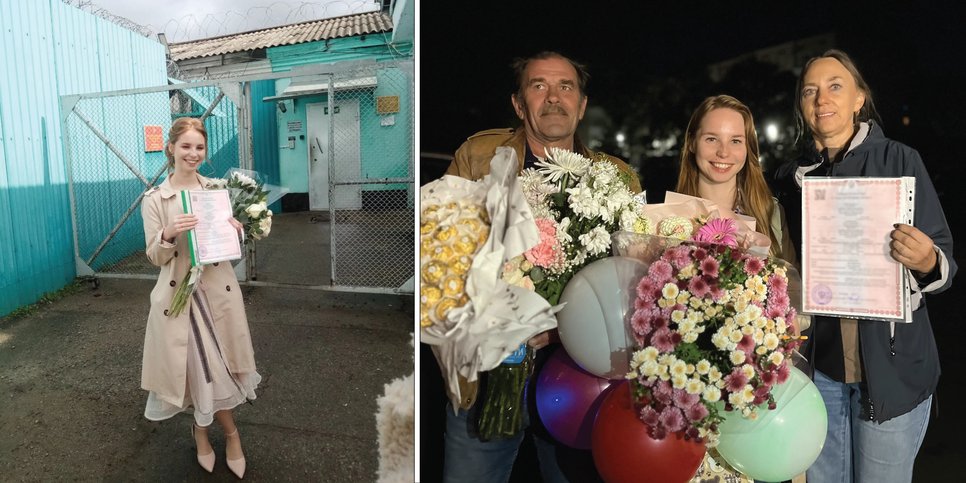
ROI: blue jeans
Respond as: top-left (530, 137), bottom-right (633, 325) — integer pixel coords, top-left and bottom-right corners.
top-left (806, 369), bottom-right (931, 483)
top-left (442, 402), bottom-right (585, 483)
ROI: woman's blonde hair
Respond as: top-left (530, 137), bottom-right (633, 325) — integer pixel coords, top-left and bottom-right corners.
top-left (676, 95), bottom-right (782, 257)
top-left (165, 117), bottom-right (208, 169)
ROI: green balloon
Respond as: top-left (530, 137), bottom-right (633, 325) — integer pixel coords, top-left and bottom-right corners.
top-left (715, 367), bottom-right (828, 482)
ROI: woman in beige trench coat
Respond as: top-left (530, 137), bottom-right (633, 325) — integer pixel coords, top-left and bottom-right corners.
top-left (141, 117), bottom-right (259, 478)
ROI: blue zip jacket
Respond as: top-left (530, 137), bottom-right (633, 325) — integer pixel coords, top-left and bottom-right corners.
top-left (773, 122), bottom-right (956, 423)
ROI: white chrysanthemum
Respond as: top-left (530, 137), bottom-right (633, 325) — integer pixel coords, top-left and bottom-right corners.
top-left (678, 320), bottom-right (695, 334)
top-left (686, 379), bottom-right (705, 395)
top-left (565, 184), bottom-right (598, 218)
top-left (741, 364), bottom-right (756, 379)
top-left (703, 385), bottom-right (722, 403)
top-left (641, 346), bottom-right (659, 362)
top-left (670, 360), bottom-right (688, 377)
top-left (625, 371), bottom-right (638, 379)
top-left (763, 333), bottom-right (780, 351)
top-left (765, 319), bottom-right (777, 332)
top-left (619, 209), bottom-right (640, 232)
top-left (728, 391), bottom-right (745, 406)
top-left (662, 283), bottom-right (679, 300)
top-left (578, 226), bottom-right (611, 256)
top-left (741, 325), bottom-right (755, 336)
top-left (671, 310), bottom-right (686, 323)
top-left (774, 266), bottom-right (787, 277)
top-left (728, 329), bottom-right (744, 344)
top-left (756, 346), bottom-right (768, 355)
top-left (682, 331), bottom-right (699, 343)
top-left (686, 311), bottom-right (703, 326)
top-left (754, 329), bottom-right (765, 344)
top-left (730, 350), bottom-right (747, 365)
top-left (537, 148), bottom-right (591, 183)
top-left (709, 366), bottom-right (722, 382)
top-left (754, 316), bottom-right (768, 329)
top-left (678, 264), bottom-right (696, 280)
top-left (641, 360), bottom-right (659, 377)
top-left (672, 374), bottom-right (688, 389)
top-left (768, 351), bottom-right (785, 367)
top-left (734, 297), bottom-right (749, 313)
top-left (746, 304), bottom-right (763, 320)
top-left (775, 317), bottom-right (787, 334)
top-left (694, 360), bottom-right (711, 375)
top-left (740, 385), bottom-right (756, 404)
top-left (712, 332), bottom-right (730, 350)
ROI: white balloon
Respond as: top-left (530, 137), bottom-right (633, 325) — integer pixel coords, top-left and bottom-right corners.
top-left (556, 256), bottom-right (647, 379)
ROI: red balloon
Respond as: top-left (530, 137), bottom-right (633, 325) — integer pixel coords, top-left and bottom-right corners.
top-left (591, 381), bottom-right (705, 483)
top-left (536, 348), bottom-right (614, 449)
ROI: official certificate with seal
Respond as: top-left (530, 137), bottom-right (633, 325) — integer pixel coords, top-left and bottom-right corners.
top-left (180, 189), bottom-right (242, 266)
top-left (801, 177), bottom-right (916, 323)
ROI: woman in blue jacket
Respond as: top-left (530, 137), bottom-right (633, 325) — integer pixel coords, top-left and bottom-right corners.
top-left (773, 50), bottom-right (956, 483)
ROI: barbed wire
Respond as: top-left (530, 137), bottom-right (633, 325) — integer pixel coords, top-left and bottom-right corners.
top-left (61, 0), bottom-right (384, 43)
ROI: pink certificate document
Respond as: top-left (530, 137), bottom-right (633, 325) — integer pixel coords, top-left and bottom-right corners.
top-left (801, 177), bottom-right (915, 322)
top-left (181, 189), bottom-right (242, 265)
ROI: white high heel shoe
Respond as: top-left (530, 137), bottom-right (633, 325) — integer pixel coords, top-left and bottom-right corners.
top-left (225, 429), bottom-right (246, 479)
top-left (191, 424), bottom-right (215, 473)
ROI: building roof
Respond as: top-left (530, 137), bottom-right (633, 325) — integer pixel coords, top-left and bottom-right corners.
top-left (168, 11), bottom-right (393, 62)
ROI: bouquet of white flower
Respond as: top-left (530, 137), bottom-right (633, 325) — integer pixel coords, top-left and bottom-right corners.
top-left (168, 169), bottom-right (273, 316)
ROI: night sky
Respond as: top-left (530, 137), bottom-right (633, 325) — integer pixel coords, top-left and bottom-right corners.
top-left (418, 2), bottom-right (966, 480)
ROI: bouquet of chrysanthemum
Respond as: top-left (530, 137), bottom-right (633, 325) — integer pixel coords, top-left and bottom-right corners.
top-left (616, 226), bottom-right (803, 448)
top-left (503, 148), bottom-right (648, 304)
top-left (168, 170), bottom-right (273, 317)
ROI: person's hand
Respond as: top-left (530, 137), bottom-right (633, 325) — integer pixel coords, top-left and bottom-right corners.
top-left (890, 224), bottom-right (937, 275)
top-left (527, 328), bottom-right (560, 350)
top-left (162, 214), bottom-right (198, 242)
top-left (228, 217), bottom-right (243, 235)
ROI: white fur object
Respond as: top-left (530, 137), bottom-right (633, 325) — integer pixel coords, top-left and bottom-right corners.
top-left (375, 334), bottom-right (415, 483)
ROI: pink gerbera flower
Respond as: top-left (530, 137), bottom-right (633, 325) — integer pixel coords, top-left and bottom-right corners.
top-left (694, 217), bottom-right (738, 247)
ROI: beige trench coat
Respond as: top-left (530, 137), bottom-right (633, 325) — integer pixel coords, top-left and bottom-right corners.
top-left (140, 174), bottom-right (256, 407)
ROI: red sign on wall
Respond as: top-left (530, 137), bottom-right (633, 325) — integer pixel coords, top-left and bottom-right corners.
top-left (144, 125), bottom-right (164, 152)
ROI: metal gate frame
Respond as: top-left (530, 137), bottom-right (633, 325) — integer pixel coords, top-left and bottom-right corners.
top-left (60, 60), bottom-right (414, 294)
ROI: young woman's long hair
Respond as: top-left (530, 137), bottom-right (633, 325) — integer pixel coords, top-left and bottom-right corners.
top-left (676, 95), bottom-right (782, 257)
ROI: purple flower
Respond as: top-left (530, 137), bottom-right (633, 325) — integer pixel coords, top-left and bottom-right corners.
top-left (767, 273), bottom-right (787, 292)
top-left (692, 247), bottom-right (708, 261)
top-left (649, 260), bottom-right (673, 282)
top-left (637, 277), bottom-right (661, 303)
top-left (659, 406), bottom-right (687, 433)
top-left (737, 334), bottom-right (755, 355)
top-left (699, 257), bottom-right (719, 278)
top-left (686, 402), bottom-right (710, 421)
top-left (654, 380), bottom-right (673, 404)
top-left (673, 389), bottom-right (700, 409)
top-left (744, 257), bottom-right (765, 276)
top-left (724, 371), bottom-right (749, 393)
top-left (688, 276), bottom-right (711, 298)
top-left (776, 363), bottom-right (791, 384)
top-left (640, 405), bottom-right (661, 427)
top-left (694, 218), bottom-right (738, 247)
top-left (631, 309), bottom-right (653, 337)
top-left (650, 327), bottom-right (676, 352)
top-left (665, 246), bottom-right (692, 269)
top-left (761, 370), bottom-right (778, 385)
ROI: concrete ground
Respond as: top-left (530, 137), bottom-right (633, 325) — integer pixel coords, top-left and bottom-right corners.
top-left (0, 213), bottom-right (415, 481)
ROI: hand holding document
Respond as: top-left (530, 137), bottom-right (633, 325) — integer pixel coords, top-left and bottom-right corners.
top-left (181, 189), bottom-right (242, 265)
top-left (801, 177), bottom-right (915, 322)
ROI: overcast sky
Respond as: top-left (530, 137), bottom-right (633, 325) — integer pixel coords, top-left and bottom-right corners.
top-left (85, 0), bottom-right (382, 42)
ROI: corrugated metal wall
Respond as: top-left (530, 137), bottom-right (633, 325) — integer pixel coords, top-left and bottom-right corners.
top-left (0, 0), bottom-right (167, 317)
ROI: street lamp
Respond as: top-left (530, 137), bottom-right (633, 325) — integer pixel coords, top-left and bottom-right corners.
top-left (765, 123), bottom-right (779, 143)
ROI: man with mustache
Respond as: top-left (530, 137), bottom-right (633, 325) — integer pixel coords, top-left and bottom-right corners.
top-left (441, 51), bottom-right (640, 482)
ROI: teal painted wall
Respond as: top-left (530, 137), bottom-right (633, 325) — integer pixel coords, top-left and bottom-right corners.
top-left (0, 0), bottom-right (167, 317)
top-left (267, 36), bottom-right (413, 205)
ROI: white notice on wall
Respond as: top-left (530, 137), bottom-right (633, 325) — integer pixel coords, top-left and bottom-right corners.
top-left (380, 115), bottom-right (395, 127)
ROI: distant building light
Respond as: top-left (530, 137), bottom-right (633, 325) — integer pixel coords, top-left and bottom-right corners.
top-left (765, 123), bottom-right (779, 142)
top-left (902, 115), bottom-right (911, 126)
top-left (616, 132), bottom-right (626, 145)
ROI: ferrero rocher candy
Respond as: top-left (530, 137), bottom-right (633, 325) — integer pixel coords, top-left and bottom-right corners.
top-left (442, 275), bottom-right (465, 297)
top-left (420, 285), bottom-right (442, 306)
top-left (477, 226), bottom-right (490, 245)
top-left (454, 235), bottom-right (478, 255)
top-left (421, 237), bottom-right (435, 253)
top-left (422, 261), bottom-right (445, 284)
top-left (457, 217), bottom-right (482, 233)
top-left (420, 313), bottom-right (432, 327)
top-left (431, 245), bottom-right (455, 262)
top-left (420, 220), bottom-right (437, 235)
top-left (434, 297), bottom-right (460, 321)
top-left (450, 255), bottom-right (472, 275)
top-left (434, 225), bottom-right (457, 242)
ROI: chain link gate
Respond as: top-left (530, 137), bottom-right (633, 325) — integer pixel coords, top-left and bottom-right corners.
top-left (326, 61), bottom-right (414, 292)
top-left (61, 61), bottom-right (414, 294)
top-left (62, 81), bottom-right (248, 280)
